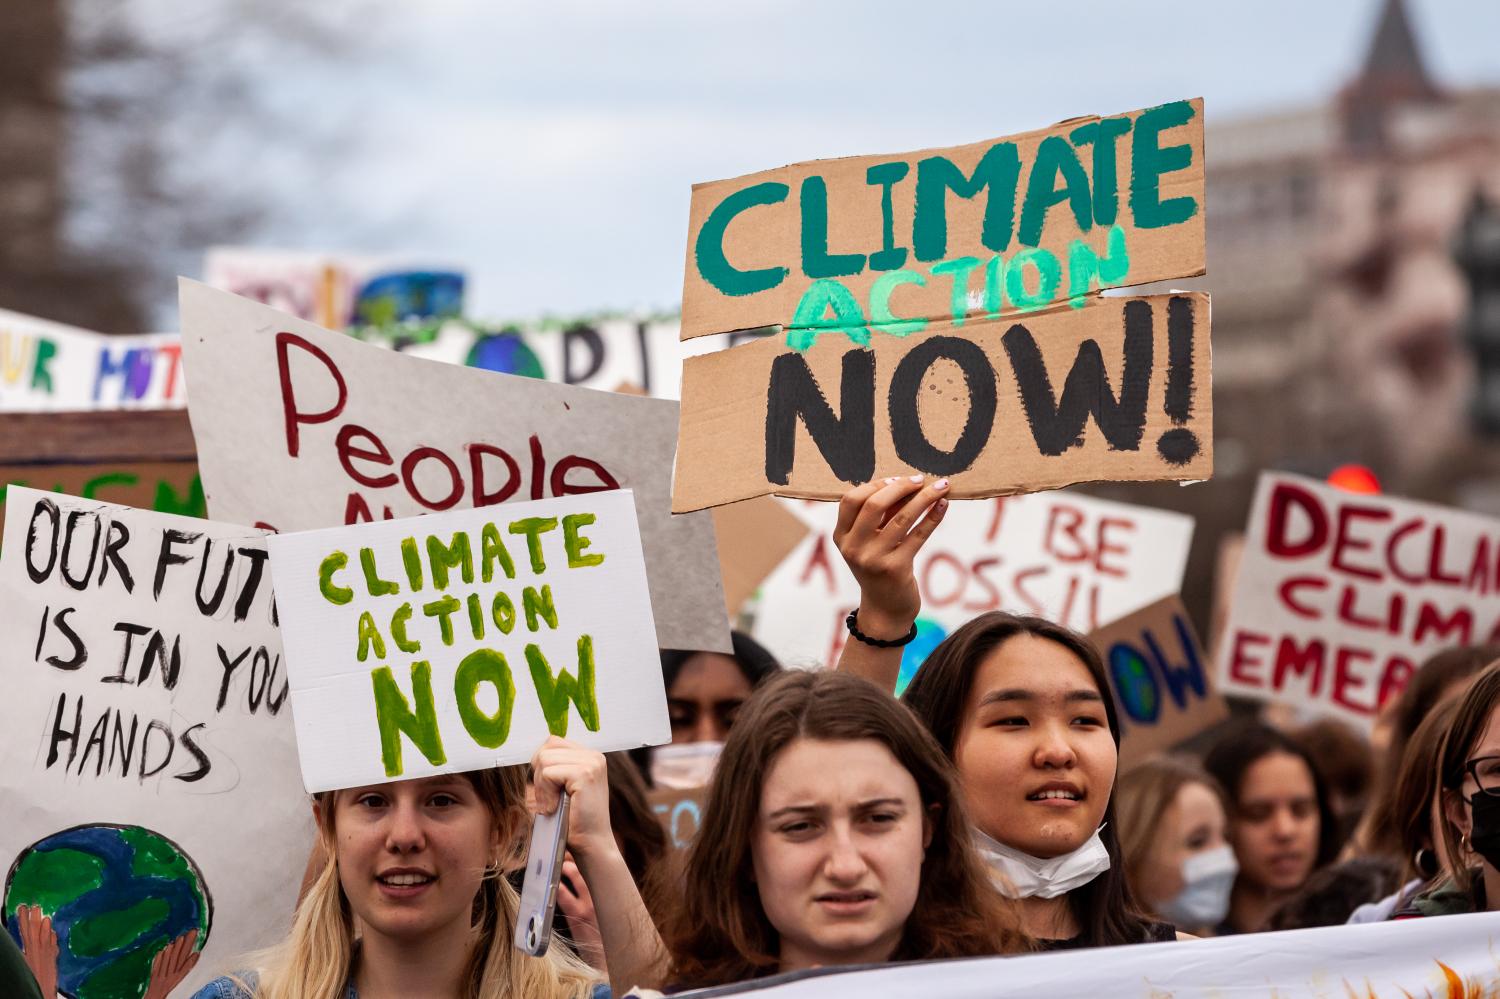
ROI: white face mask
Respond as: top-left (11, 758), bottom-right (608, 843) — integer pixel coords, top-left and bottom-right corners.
top-left (974, 825), bottom-right (1112, 899)
top-left (1158, 845), bottom-right (1238, 928)
top-left (649, 740), bottom-right (724, 790)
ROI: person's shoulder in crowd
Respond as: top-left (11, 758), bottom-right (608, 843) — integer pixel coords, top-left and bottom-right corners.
top-left (191, 975), bottom-right (256, 999)
top-left (1391, 874), bottom-right (1485, 919)
top-left (1, 928), bottom-right (43, 999)
top-left (1348, 877), bottom-right (1425, 924)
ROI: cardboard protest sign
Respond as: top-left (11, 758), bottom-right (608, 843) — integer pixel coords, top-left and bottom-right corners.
top-left (753, 492), bottom-right (1193, 691)
top-left (712, 497), bottom-right (811, 617)
top-left (267, 491), bottom-right (668, 791)
top-left (1089, 596), bottom-right (1228, 770)
top-left (0, 489), bottom-right (310, 999)
top-left (1218, 472), bottom-right (1500, 726)
top-left (1, 463), bottom-right (204, 544)
top-left (680, 99), bottom-right (1205, 340)
top-left (686, 911), bottom-right (1500, 998)
top-left (648, 786), bottom-right (707, 852)
top-left (204, 247), bottom-right (465, 332)
top-left (1, 308), bottom-right (185, 411)
top-left (178, 279), bottom-right (731, 654)
top-left (673, 292), bottom-right (1212, 511)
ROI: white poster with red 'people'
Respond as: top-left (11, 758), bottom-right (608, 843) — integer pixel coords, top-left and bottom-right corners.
top-left (752, 492), bottom-right (1193, 693)
top-left (1219, 472), bottom-right (1500, 727)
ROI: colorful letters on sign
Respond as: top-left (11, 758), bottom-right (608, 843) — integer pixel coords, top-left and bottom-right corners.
top-left (1217, 472), bottom-right (1500, 726)
top-left (753, 492), bottom-right (1193, 695)
top-left (0, 309), bottom-right (185, 412)
top-left (267, 490), bottom-right (669, 792)
top-left (680, 100), bottom-right (1205, 339)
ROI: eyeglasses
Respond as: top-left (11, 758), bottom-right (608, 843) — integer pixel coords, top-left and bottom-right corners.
top-left (1465, 755), bottom-right (1500, 797)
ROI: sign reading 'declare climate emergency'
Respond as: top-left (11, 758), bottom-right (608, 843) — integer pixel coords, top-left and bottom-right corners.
top-left (268, 490), bottom-right (668, 793)
top-left (672, 99), bottom-right (1211, 511)
top-left (1219, 473), bottom-right (1500, 727)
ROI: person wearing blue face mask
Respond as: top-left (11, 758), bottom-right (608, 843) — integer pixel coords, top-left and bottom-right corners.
top-left (1397, 662), bottom-right (1500, 918)
top-left (1117, 759), bottom-right (1238, 934)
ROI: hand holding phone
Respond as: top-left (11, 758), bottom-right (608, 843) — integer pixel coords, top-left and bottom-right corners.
top-left (515, 790), bottom-right (571, 956)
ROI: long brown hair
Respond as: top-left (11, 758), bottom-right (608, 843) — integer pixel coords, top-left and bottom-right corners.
top-left (1438, 662), bottom-right (1500, 896)
top-left (901, 611), bottom-right (1155, 948)
top-left (1358, 645), bottom-right (1497, 857)
top-left (1382, 697), bottom-right (1463, 885)
top-left (664, 669), bottom-right (1027, 988)
top-left (1115, 757), bottom-right (1228, 916)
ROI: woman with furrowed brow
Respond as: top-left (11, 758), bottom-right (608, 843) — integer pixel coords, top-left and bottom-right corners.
top-left (831, 476), bottom-right (1183, 949)
top-left (532, 669), bottom-right (1029, 994)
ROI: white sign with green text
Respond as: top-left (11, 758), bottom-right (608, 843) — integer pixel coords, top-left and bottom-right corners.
top-left (268, 490), bottom-right (668, 792)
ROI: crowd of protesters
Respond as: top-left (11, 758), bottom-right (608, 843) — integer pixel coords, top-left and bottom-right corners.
top-left (5, 476), bottom-right (1500, 999)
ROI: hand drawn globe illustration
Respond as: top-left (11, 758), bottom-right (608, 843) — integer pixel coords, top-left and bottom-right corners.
top-left (465, 329), bottom-right (546, 378)
top-left (894, 617), bottom-right (949, 697)
top-left (3, 824), bottom-right (211, 999)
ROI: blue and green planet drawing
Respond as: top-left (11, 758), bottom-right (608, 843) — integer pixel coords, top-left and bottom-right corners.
top-left (4, 824), bottom-right (211, 999)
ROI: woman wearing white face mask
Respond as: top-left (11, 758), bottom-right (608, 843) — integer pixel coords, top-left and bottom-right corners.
top-left (1117, 759), bottom-right (1237, 933)
top-left (832, 480), bottom-right (1177, 948)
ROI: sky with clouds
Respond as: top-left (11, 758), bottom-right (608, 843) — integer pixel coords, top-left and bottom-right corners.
top-left (156, 0), bottom-right (1500, 322)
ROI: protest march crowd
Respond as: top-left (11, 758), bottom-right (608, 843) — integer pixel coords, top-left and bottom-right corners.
top-left (4, 94), bottom-right (1500, 999)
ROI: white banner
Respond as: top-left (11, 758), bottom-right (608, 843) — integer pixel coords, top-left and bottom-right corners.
top-left (177, 279), bottom-right (730, 654)
top-left (0, 488), bottom-right (311, 999)
top-left (0, 308), bottom-right (184, 412)
top-left (268, 491), bottom-right (668, 792)
top-left (753, 492), bottom-right (1192, 690)
top-left (670, 912), bottom-right (1500, 997)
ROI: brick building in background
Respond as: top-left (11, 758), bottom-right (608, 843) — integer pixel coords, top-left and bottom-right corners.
top-left (1103, 0), bottom-right (1500, 634)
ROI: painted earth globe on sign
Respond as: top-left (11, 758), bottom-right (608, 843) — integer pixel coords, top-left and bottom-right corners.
top-left (3, 824), bottom-right (211, 999)
top-left (466, 329), bottom-right (546, 378)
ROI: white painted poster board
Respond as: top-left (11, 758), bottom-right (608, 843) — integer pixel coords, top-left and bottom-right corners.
top-left (177, 278), bottom-right (730, 654)
top-left (1219, 472), bottom-right (1500, 727)
top-left (753, 492), bottom-right (1193, 688)
top-left (0, 488), bottom-right (310, 999)
top-left (0, 308), bottom-right (184, 411)
top-left (268, 491), bottom-right (669, 792)
top-left (677, 911), bottom-right (1500, 998)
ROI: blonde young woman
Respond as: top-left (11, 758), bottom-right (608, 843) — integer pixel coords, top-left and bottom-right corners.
top-left (192, 766), bottom-right (605, 999)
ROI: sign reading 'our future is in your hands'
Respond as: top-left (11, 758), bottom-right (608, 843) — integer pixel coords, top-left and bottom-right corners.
top-left (268, 490), bottom-right (669, 792)
top-left (0, 489), bottom-right (311, 999)
top-left (673, 99), bottom-right (1211, 512)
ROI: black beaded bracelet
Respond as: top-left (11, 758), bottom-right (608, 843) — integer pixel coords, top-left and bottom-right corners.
top-left (845, 609), bottom-right (918, 648)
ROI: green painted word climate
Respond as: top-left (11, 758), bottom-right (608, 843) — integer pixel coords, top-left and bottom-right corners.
top-left (316, 511), bottom-right (607, 777)
top-left (693, 100), bottom-right (1199, 349)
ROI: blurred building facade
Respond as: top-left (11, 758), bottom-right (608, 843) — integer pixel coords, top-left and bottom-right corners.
top-left (1209, 0), bottom-right (1500, 497)
top-left (1101, 0), bottom-right (1500, 634)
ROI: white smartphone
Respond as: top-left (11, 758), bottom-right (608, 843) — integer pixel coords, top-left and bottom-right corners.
top-left (514, 790), bottom-right (571, 956)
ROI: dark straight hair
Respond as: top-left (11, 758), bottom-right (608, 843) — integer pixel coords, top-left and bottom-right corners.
top-left (631, 630), bottom-right (782, 786)
top-left (1203, 722), bottom-right (1341, 869)
top-left (901, 611), bottom-right (1156, 949)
